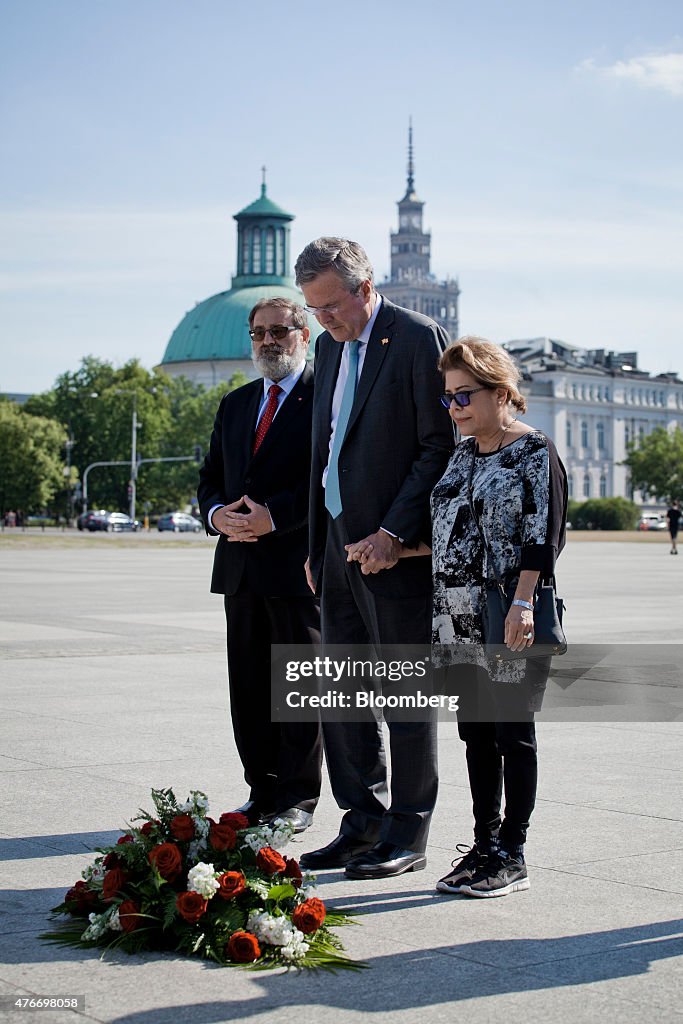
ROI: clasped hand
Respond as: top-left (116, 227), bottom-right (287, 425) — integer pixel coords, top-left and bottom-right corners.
top-left (344, 531), bottom-right (402, 574)
top-left (213, 496), bottom-right (272, 542)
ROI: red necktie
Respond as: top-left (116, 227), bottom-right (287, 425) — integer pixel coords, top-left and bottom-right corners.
top-left (253, 384), bottom-right (282, 453)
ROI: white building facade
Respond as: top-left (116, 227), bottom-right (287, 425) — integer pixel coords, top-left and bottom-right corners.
top-left (504, 339), bottom-right (683, 505)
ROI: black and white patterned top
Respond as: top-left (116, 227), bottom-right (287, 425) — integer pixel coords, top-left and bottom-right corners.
top-left (431, 431), bottom-right (567, 679)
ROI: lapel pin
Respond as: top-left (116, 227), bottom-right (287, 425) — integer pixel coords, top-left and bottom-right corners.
top-left (380, 337), bottom-right (390, 346)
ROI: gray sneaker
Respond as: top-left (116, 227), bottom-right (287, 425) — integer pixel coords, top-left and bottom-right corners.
top-left (459, 851), bottom-right (530, 898)
top-left (436, 843), bottom-right (492, 894)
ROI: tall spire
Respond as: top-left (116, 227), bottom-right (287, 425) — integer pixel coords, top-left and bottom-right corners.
top-left (407, 117), bottom-right (414, 194)
top-left (261, 165), bottom-right (267, 197)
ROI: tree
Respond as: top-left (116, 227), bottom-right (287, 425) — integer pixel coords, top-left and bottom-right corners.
top-left (24, 358), bottom-right (247, 513)
top-left (0, 399), bottom-right (66, 515)
top-left (623, 426), bottom-right (683, 503)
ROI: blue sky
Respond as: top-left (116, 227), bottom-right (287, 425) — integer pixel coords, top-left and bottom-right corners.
top-left (2, 0), bottom-right (682, 392)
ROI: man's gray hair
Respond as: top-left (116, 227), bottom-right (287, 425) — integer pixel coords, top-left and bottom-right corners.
top-left (294, 237), bottom-right (374, 292)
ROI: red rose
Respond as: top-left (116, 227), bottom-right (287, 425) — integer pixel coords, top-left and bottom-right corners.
top-left (170, 813), bottom-right (195, 841)
top-left (227, 930), bottom-right (261, 963)
top-left (117, 834), bottom-right (135, 845)
top-left (103, 852), bottom-right (120, 869)
top-left (209, 822), bottom-right (237, 852)
top-left (140, 820), bottom-right (158, 837)
top-left (65, 880), bottom-right (97, 915)
top-left (102, 867), bottom-right (127, 902)
top-left (176, 890), bottom-right (207, 923)
top-left (284, 858), bottom-right (303, 888)
top-left (219, 812), bottom-right (249, 830)
top-left (292, 897), bottom-right (326, 934)
top-left (216, 871), bottom-right (246, 900)
top-left (255, 846), bottom-right (287, 876)
top-left (118, 899), bottom-right (141, 932)
top-left (148, 842), bottom-right (183, 881)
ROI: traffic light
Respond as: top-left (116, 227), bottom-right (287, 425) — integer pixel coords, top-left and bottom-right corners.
top-left (194, 444), bottom-right (203, 465)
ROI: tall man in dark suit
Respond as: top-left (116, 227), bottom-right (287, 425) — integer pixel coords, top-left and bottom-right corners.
top-left (198, 298), bottom-right (322, 834)
top-left (295, 238), bottom-right (453, 877)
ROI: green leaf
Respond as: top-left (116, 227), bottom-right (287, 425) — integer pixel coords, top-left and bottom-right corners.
top-left (267, 884), bottom-right (296, 902)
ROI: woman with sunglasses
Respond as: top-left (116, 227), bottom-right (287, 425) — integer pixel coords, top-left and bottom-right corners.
top-left (427, 336), bottom-right (567, 898)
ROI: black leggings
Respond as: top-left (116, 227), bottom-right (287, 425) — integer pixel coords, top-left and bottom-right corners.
top-left (455, 668), bottom-right (538, 850)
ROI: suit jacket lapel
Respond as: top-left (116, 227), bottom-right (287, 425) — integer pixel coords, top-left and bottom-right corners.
top-left (345, 297), bottom-right (395, 437)
top-left (250, 364), bottom-right (313, 462)
top-left (316, 336), bottom-right (343, 450)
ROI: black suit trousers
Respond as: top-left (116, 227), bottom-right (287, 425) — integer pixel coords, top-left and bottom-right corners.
top-left (319, 513), bottom-right (438, 852)
top-left (225, 589), bottom-right (323, 814)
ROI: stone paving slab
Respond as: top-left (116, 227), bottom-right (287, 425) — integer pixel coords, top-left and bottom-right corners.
top-left (0, 541), bottom-right (682, 1023)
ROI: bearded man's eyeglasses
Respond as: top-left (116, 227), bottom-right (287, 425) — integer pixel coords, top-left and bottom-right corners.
top-left (249, 325), bottom-right (301, 342)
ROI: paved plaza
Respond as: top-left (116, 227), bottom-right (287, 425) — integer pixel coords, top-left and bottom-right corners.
top-left (0, 533), bottom-right (682, 1023)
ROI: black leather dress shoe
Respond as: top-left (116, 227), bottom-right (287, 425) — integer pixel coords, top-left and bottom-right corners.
top-left (344, 842), bottom-right (427, 879)
top-left (268, 808), bottom-right (314, 834)
top-left (231, 801), bottom-right (273, 827)
top-left (299, 834), bottom-right (376, 870)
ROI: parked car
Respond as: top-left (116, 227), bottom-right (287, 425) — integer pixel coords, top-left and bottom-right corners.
top-left (157, 511), bottom-right (202, 533)
top-left (638, 513), bottom-right (667, 531)
top-left (103, 512), bottom-right (140, 532)
top-left (85, 510), bottom-right (111, 532)
top-left (78, 510), bottom-right (108, 531)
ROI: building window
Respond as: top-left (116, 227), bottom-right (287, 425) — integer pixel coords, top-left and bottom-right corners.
top-left (252, 230), bottom-right (261, 273)
top-left (597, 422), bottom-right (605, 450)
top-left (566, 420), bottom-right (572, 448)
top-left (625, 424), bottom-right (630, 446)
top-left (265, 228), bottom-right (275, 274)
top-left (277, 229), bottom-right (285, 276)
top-left (604, 387), bottom-right (610, 401)
top-left (568, 475), bottom-right (574, 498)
top-left (600, 474), bottom-right (607, 498)
top-left (583, 473), bottom-right (590, 498)
top-left (581, 421), bottom-right (589, 448)
top-left (242, 229), bottom-right (250, 273)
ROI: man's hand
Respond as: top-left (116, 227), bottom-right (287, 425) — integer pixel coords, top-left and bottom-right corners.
top-left (346, 531), bottom-right (402, 574)
top-left (304, 557), bottom-right (316, 594)
top-left (213, 496), bottom-right (273, 542)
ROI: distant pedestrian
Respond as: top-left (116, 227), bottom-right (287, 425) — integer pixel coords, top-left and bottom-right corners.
top-left (667, 500), bottom-right (680, 555)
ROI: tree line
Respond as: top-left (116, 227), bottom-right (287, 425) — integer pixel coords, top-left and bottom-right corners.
top-left (1, 356), bottom-right (682, 523)
top-left (0, 357), bottom-right (247, 521)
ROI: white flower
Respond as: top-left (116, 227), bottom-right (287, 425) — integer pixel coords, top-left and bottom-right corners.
top-left (193, 816), bottom-right (210, 838)
top-left (247, 910), bottom-right (299, 947)
top-left (82, 861), bottom-right (105, 883)
top-left (187, 862), bottom-right (219, 900)
top-left (179, 791), bottom-right (210, 817)
top-left (108, 909), bottom-right (123, 932)
top-left (241, 822), bottom-right (293, 854)
top-left (82, 911), bottom-right (108, 941)
top-left (282, 932), bottom-right (310, 961)
top-left (187, 838), bottom-right (208, 863)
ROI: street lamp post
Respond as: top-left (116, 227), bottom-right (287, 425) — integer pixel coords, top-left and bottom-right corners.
top-left (129, 394), bottom-right (138, 522)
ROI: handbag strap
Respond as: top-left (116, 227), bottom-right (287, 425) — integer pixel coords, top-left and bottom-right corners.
top-left (466, 446), bottom-right (507, 597)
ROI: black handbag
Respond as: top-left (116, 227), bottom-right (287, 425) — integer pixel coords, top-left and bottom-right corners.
top-left (466, 447), bottom-right (567, 661)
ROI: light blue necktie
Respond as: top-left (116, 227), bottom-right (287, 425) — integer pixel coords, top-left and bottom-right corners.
top-left (325, 340), bottom-right (360, 519)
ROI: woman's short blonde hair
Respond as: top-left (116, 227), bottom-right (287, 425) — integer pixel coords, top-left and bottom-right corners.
top-left (438, 335), bottom-right (527, 413)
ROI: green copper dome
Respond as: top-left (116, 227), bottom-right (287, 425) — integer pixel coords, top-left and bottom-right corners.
top-left (160, 177), bottom-right (320, 369)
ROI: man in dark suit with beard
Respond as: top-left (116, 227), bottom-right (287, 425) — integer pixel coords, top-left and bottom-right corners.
top-left (294, 238), bottom-right (453, 877)
top-left (198, 297), bottom-right (322, 833)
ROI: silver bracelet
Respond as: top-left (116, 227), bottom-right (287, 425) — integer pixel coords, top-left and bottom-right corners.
top-left (512, 598), bottom-right (534, 611)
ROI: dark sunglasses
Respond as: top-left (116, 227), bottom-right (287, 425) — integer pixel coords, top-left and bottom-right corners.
top-left (439, 386), bottom-right (490, 409)
top-left (249, 325), bottom-right (300, 342)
